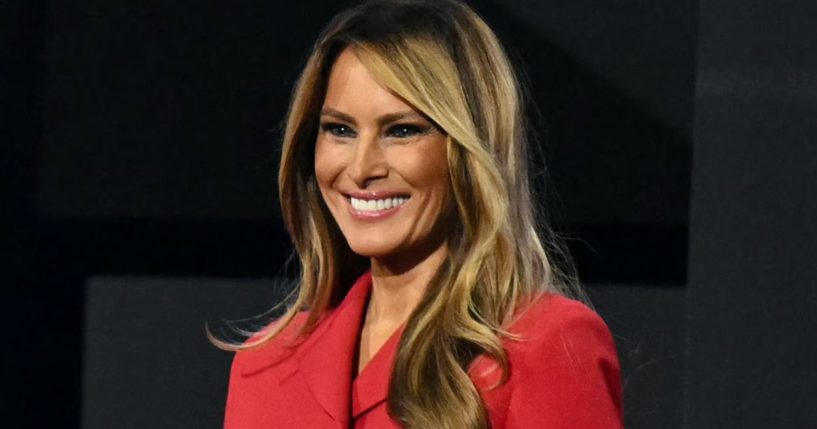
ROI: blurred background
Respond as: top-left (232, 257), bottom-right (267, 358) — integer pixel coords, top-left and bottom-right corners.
top-left (2, 0), bottom-right (815, 427)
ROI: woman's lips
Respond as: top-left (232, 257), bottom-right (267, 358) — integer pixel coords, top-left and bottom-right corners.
top-left (343, 193), bottom-right (410, 221)
top-left (346, 190), bottom-right (411, 200)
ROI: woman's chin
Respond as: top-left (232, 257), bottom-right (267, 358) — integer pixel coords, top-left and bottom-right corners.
top-left (346, 241), bottom-right (400, 259)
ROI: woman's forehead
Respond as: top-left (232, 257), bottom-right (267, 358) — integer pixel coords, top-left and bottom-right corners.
top-left (322, 49), bottom-right (422, 121)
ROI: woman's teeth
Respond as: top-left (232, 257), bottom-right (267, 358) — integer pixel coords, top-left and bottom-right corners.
top-left (350, 196), bottom-right (409, 212)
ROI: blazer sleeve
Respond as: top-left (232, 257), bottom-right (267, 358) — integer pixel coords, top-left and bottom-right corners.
top-left (505, 301), bottom-right (623, 428)
top-left (223, 350), bottom-right (247, 428)
top-left (223, 312), bottom-right (309, 428)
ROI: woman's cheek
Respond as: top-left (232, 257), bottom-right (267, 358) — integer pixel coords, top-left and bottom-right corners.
top-left (314, 139), bottom-right (342, 187)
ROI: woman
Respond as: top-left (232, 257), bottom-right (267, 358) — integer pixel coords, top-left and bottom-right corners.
top-left (219, 0), bottom-right (622, 427)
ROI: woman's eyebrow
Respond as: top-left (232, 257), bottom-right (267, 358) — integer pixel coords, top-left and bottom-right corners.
top-left (321, 108), bottom-right (426, 127)
top-left (320, 107), bottom-right (357, 125)
top-left (377, 111), bottom-right (424, 126)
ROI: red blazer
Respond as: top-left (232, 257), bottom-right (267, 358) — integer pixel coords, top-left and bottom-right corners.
top-left (225, 272), bottom-right (622, 428)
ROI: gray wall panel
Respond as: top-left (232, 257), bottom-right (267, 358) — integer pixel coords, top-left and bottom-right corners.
top-left (82, 276), bottom-right (288, 429)
top-left (685, 1), bottom-right (817, 427)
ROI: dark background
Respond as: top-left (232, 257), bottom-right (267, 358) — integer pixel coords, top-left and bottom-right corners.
top-left (3, 0), bottom-right (815, 427)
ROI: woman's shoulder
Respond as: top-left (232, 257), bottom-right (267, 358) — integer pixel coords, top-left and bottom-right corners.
top-left (505, 291), bottom-right (619, 370)
top-left (512, 291), bottom-right (608, 332)
top-left (476, 292), bottom-right (623, 427)
top-left (230, 310), bottom-right (317, 376)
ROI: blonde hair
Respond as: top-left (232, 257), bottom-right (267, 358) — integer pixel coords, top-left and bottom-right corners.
top-left (214, 1), bottom-right (579, 427)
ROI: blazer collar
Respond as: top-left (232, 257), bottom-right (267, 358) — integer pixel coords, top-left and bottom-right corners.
top-left (296, 272), bottom-right (372, 427)
top-left (238, 272), bottom-right (374, 375)
top-left (352, 322), bottom-right (404, 417)
top-left (238, 272), bottom-right (402, 425)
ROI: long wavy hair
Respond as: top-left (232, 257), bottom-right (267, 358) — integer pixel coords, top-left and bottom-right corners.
top-left (214, 0), bottom-right (580, 427)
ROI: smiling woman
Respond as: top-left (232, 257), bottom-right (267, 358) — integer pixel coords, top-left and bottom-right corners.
top-left (315, 49), bottom-right (452, 265)
top-left (216, 0), bottom-right (622, 428)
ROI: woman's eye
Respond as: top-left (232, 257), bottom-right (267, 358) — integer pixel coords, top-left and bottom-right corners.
top-left (387, 124), bottom-right (426, 138)
top-left (321, 122), bottom-right (356, 138)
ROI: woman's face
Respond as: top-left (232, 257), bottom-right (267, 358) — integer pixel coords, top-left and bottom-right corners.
top-left (314, 49), bottom-right (452, 262)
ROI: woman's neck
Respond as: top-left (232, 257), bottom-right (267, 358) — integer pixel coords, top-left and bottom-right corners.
top-left (367, 241), bottom-right (448, 328)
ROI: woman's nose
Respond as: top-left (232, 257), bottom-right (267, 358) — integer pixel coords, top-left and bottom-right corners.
top-left (347, 133), bottom-right (388, 187)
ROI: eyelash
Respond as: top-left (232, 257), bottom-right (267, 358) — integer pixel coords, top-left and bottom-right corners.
top-left (320, 122), bottom-right (356, 138)
top-left (319, 122), bottom-right (430, 139)
top-left (387, 124), bottom-right (427, 138)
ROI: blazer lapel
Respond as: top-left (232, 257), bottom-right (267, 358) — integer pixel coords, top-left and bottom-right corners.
top-left (351, 323), bottom-right (405, 418)
top-left (296, 272), bottom-right (373, 428)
